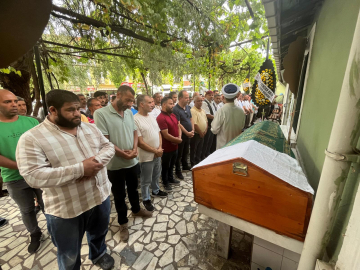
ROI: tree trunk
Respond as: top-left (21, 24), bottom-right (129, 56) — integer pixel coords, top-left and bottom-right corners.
top-left (30, 58), bottom-right (41, 117)
top-left (141, 72), bottom-right (149, 95)
top-left (0, 51), bottom-right (33, 114)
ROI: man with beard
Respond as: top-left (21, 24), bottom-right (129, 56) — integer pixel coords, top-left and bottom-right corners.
top-left (94, 85), bottom-right (152, 243)
top-left (16, 96), bottom-right (27, 116)
top-left (156, 97), bottom-right (182, 191)
top-left (16, 89), bottom-right (116, 270)
top-left (0, 90), bottom-right (44, 254)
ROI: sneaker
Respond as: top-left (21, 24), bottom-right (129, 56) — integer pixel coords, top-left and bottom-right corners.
top-left (175, 173), bottom-right (184, 180)
top-left (169, 179), bottom-right (181, 186)
top-left (96, 253), bottom-right (115, 270)
top-left (182, 165), bottom-right (192, 171)
top-left (28, 231), bottom-right (42, 254)
top-left (132, 208), bottom-right (153, 218)
top-left (143, 200), bottom-right (155, 212)
top-left (151, 190), bottom-right (168, 198)
top-left (163, 184), bottom-right (172, 192)
top-left (119, 223), bottom-right (129, 242)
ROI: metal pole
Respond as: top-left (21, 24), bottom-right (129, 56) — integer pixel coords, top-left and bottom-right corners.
top-left (34, 45), bottom-right (47, 115)
top-left (266, 36), bottom-right (270, 60)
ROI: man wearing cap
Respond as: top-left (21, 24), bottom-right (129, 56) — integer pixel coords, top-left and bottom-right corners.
top-left (211, 84), bottom-right (246, 149)
top-left (201, 90), bottom-right (217, 159)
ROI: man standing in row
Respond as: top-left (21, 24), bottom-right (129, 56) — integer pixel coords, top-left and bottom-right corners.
top-left (169, 91), bottom-right (178, 105)
top-left (77, 93), bottom-right (88, 114)
top-left (173, 90), bottom-right (193, 180)
top-left (0, 90), bottom-right (44, 254)
top-left (214, 94), bottom-right (223, 110)
top-left (17, 89), bottom-right (116, 269)
top-left (190, 95), bottom-right (207, 167)
top-left (134, 95), bottom-right (168, 212)
top-left (157, 97), bottom-right (182, 191)
top-left (94, 91), bottom-right (108, 107)
top-left (87, 98), bottom-right (102, 123)
top-left (211, 84), bottom-right (246, 149)
top-left (201, 91), bottom-right (217, 159)
top-left (95, 85), bottom-right (152, 243)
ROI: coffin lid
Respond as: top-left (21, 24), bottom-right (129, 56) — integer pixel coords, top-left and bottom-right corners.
top-left (193, 140), bottom-right (314, 194)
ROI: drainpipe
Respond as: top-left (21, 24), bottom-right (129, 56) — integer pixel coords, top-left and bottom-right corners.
top-left (298, 11), bottom-right (360, 270)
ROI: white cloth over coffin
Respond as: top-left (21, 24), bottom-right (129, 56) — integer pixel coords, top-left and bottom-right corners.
top-left (193, 140), bottom-right (314, 194)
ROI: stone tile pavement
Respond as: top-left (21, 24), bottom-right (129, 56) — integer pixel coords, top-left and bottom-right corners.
top-left (0, 172), bottom-right (252, 270)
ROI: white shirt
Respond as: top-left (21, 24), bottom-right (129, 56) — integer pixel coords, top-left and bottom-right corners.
top-left (189, 101), bottom-right (195, 108)
top-left (216, 102), bottom-right (224, 109)
top-left (235, 99), bottom-right (244, 110)
top-left (149, 107), bottom-right (161, 119)
top-left (211, 103), bottom-right (246, 149)
top-left (134, 114), bottom-right (160, 163)
top-left (201, 99), bottom-right (218, 116)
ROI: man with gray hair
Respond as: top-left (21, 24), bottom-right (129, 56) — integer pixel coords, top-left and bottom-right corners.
top-left (134, 95), bottom-right (168, 212)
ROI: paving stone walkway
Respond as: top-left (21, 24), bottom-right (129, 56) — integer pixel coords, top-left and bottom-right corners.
top-left (0, 172), bottom-right (251, 270)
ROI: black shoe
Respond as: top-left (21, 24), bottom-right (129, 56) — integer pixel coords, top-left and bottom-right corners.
top-left (28, 232), bottom-right (42, 254)
top-left (96, 253), bottom-right (115, 270)
top-left (143, 200), bottom-right (155, 212)
top-left (164, 184), bottom-right (172, 191)
top-left (175, 173), bottom-right (184, 180)
top-left (169, 179), bottom-right (181, 185)
top-left (182, 165), bottom-right (192, 171)
top-left (0, 217), bottom-right (8, 228)
top-left (151, 190), bottom-right (168, 198)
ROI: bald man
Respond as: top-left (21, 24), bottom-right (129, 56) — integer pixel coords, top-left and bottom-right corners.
top-left (189, 92), bottom-right (200, 108)
top-left (0, 89), bottom-right (44, 254)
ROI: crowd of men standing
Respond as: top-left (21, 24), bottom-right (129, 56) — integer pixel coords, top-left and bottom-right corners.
top-left (0, 82), bottom-right (252, 270)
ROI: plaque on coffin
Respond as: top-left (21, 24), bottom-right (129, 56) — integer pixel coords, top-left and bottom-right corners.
top-left (192, 125), bottom-right (314, 242)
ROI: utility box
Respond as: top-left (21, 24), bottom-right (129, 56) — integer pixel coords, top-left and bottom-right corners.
top-left (192, 122), bottom-right (314, 242)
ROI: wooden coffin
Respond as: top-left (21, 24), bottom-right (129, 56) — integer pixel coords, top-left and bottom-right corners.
top-left (192, 124), bottom-right (314, 242)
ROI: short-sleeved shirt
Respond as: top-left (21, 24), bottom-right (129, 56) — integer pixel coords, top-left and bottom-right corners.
top-left (94, 105), bottom-right (138, 170)
top-left (173, 104), bottom-right (192, 132)
top-left (191, 107), bottom-right (208, 134)
top-left (156, 111), bottom-right (179, 153)
top-left (134, 114), bottom-right (160, 163)
top-left (0, 115), bottom-right (38, 182)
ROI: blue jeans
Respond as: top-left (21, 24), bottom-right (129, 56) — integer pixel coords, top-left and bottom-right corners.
top-left (45, 197), bottom-right (111, 270)
top-left (140, 157), bottom-right (161, 201)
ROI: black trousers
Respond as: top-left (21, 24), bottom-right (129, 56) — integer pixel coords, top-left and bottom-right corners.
top-left (175, 134), bottom-right (190, 173)
top-left (190, 133), bottom-right (204, 167)
top-left (202, 128), bottom-right (214, 159)
top-left (107, 165), bottom-right (140, 225)
top-left (161, 150), bottom-right (178, 185)
top-left (210, 134), bottom-right (217, 154)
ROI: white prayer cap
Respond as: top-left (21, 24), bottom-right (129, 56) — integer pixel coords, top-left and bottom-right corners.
top-left (222, 83), bottom-right (240, 99)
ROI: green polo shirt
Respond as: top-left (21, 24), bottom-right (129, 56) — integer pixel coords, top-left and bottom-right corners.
top-left (94, 104), bottom-right (138, 170)
top-left (0, 115), bottom-right (39, 182)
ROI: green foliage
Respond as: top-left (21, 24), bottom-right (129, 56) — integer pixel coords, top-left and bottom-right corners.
top-left (0, 66), bottom-right (22, 77)
top-left (42, 0), bottom-right (271, 90)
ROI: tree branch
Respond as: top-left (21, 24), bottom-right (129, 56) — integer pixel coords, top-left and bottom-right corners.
top-left (244, 0), bottom-right (255, 19)
top-left (52, 4), bottom-right (170, 47)
top-left (229, 36), bottom-right (268, 48)
top-left (42, 40), bottom-right (141, 60)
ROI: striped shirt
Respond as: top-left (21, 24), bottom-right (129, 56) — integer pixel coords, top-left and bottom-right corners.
top-left (16, 117), bottom-right (115, 218)
top-left (134, 113), bottom-right (160, 163)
